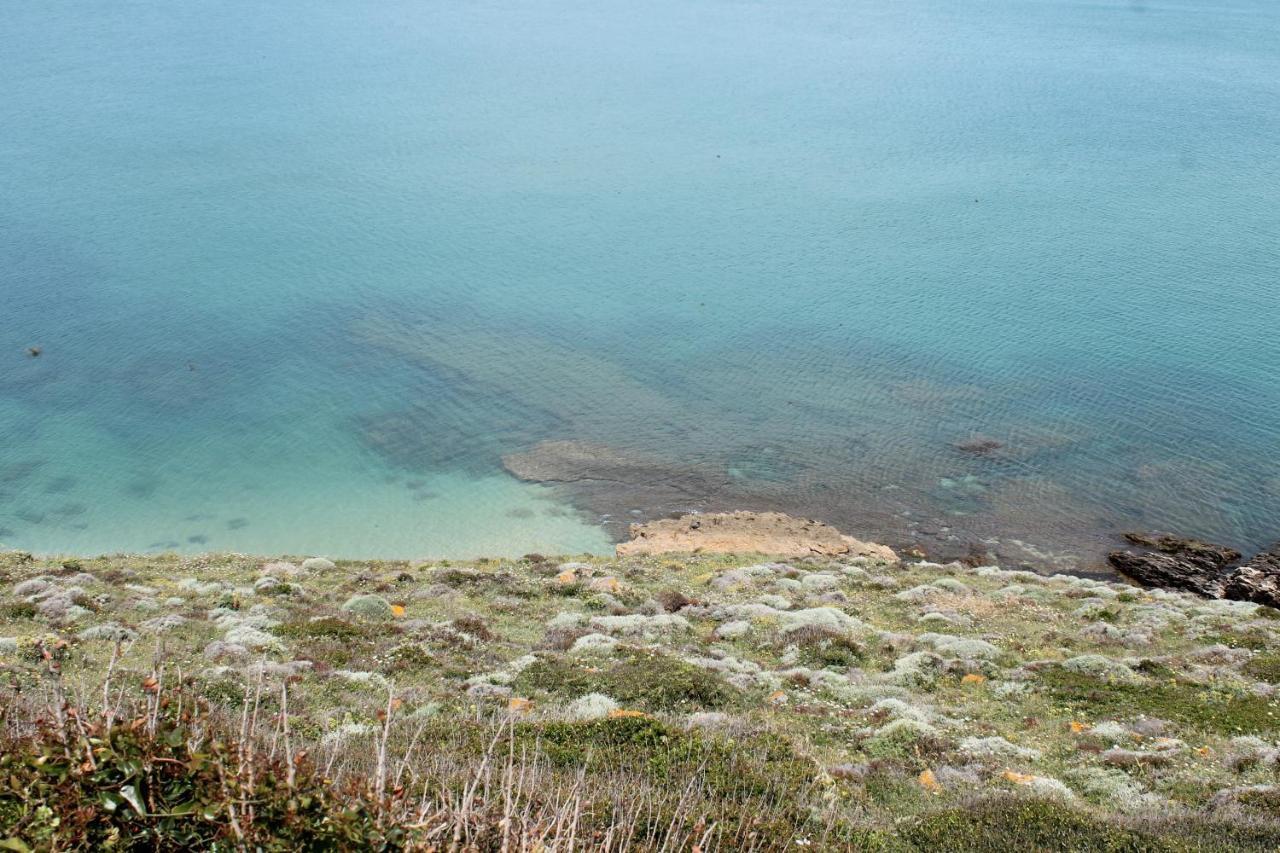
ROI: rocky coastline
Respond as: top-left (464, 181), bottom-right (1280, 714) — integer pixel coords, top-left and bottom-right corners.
top-left (1109, 533), bottom-right (1280, 610)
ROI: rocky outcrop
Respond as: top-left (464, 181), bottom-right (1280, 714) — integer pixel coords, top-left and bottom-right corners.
top-left (1108, 533), bottom-right (1279, 609)
top-left (1106, 552), bottom-right (1229, 599)
top-left (1222, 545), bottom-right (1280, 609)
top-left (1120, 532), bottom-right (1241, 566)
top-left (616, 510), bottom-right (897, 561)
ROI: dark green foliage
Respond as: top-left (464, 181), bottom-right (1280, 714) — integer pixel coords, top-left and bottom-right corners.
top-left (901, 797), bottom-right (1280, 853)
top-left (1038, 667), bottom-right (1280, 734)
top-left (383, 642), bottom-right (436, 674)
top-left (273, 616), bottom-right (372, 642)
top-left (0, 704), bottom-right (406, 851)
top-left (900, 797), bottom-right (1167, 851)
top-left (513, 649), bottom-right (738, 711)
top-left (273, 617), bottom-right (378, 668)
top-left (2, 601), bottom-right (37, 620)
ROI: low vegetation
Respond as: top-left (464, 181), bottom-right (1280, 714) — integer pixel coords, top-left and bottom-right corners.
top-left (1, 547), bottom-right (1278, 850)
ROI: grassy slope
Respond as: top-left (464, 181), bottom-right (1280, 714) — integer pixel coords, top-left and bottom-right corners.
top-left (1, 548), bottom-right (1278, 850)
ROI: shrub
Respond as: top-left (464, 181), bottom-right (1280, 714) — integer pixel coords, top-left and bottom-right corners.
top-left (784, 624), bottom-right (865, 668)
top-left (513, 649), bottom-right (737, 711)
top-left (0, 698), bottom-right (405, 849)
top-left (2, 601), bottom-right (37, 620)
top-left (340, 595), bottom-right (394, 621)
top-left (273, 615), bottom-right (372, 641)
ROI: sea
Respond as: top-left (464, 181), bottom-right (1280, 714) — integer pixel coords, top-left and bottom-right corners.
top-left (2, 0), bottom-right (1277, 565)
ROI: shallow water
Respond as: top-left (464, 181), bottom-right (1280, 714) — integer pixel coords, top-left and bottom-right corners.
top-left (2, 0), bottom-right (1278, 562)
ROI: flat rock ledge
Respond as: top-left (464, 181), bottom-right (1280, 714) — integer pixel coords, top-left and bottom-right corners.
top-left (616, 510), bottom-right (898, 560)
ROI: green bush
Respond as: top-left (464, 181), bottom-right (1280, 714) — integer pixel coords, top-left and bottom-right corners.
top-left (273, 615), bottom-right (372, 642)
top-left (340, 595), bottom-right (394, 621)
top-left (1, 601), bottom-right (37, 620)
top-left (513, 649), bottom-right (738, 711)
top-left (0, 702), bottom-right (407, 850)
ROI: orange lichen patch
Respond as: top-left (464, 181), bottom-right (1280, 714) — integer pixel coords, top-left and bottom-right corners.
top-left (918, 769), bottom-right (942, 793)
top-left (555, 569), bottom-right (577, 585)
top-left (589, 576), bottom-right (620, 593)
top-left (390, 604), bottom-right (406, 617)
top-left (960, 673), bottom-right (987, 685)
top-left (1069, 721), bottom-right (1088, 733)
top-left (767, 690), bottom-right (788, 705)
top-left (1196, 746), bottom-right (1212, 757)
top-left (507, 697), bottom-right (534, 714)
top-left (1002, 770), bottom-right (1035, 786)
top-left (607, 709), bottom-right (650, 719)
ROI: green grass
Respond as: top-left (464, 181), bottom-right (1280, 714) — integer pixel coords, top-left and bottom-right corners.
top-left (1037, 667), bottom-right (1280, 735)
top-left (1242, 651), bottom-right (1280, 684)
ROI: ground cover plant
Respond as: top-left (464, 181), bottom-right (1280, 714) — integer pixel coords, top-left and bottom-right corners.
top-left (1, 548), bottom-right (1278, 850)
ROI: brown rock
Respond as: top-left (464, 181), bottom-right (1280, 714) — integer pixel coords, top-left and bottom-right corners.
top-left (1107, 550), bottom-right (1226, 599)
top-left (615, 510), bottom-right (897, 561)
top-left (1221, 544), bottom-right (1280, 610)
top-left (1121, 532), bottom-right (1241, 566)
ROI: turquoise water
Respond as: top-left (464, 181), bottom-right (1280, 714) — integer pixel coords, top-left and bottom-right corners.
top-left (1, 0), bottom-right (1278, 562)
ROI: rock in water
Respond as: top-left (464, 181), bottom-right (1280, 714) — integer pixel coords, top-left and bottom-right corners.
top-left (616, 510), bottom-right (897, 561)
top-left (1110, 532), bottom-right (1279, 610)
top-left (1106, 550), bottom-right (1226, 599)
top-left (1121, 532), bottom-right (1242, 565)
top-left (952, 435), bottom-right (1004, 455)
top-left (1221, 544), bottom-right (1280, 609)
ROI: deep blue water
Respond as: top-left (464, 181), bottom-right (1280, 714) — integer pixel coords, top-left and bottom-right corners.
top-left (1, 0), bottom-right (1278, 561)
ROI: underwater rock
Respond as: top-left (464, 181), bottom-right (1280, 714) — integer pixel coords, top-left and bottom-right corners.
top-left (952, 435), bottom-right (1004, 455)
top-left (616, 510), bottom-right (897, 560)
top-left (503, 440), bottom-right (728, 494)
